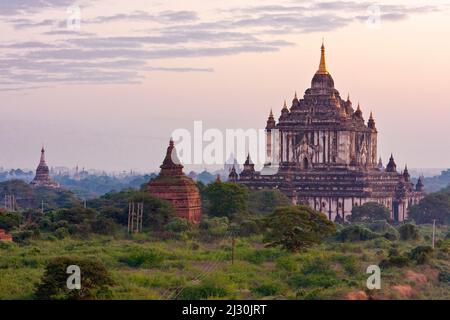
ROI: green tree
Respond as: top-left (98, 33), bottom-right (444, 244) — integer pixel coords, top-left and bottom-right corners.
top-left (398, 223), bottom-right (421, 241)
top-left (0, 179), bottom-right (81, 210)
top-left (89, 190), bottom-right (175, 230)
top-left (130, 191), bottom-right (175, 230)
top-left (35, 257), bottom-right (113, 300)
top-left (248, 189), bottom-right (291, 215)
top-left (409, 191), bottom-right (450, 224)
top-left (263, 205), bottom-right (336, 252)
top-left (409, 246), bottom-right (434, 264)
top-left (350, 202), bottom-right (391, 223)
top-left (336, 225), bottom-right (380, 242)
top-left (204, 182), bottom-right (249, 218)
top-left (0, 211), bottom-right (22, 231)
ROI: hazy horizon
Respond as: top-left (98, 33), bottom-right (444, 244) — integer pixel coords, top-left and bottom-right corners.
top-left (1, 0), bottom-right (450, 172)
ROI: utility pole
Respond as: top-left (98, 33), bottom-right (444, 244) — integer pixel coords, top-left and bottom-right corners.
top-left (128, 202), bottom-right (144, 234)
top-left (231, 233), bottom-right (236, 265)
top-left (432, 219), bottom-right (436, 249)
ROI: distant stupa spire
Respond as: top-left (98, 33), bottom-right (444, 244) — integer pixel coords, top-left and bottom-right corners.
top-left (30, 146), bottom-right (59, 188)
top-left (40, 146), bottom-right (46, 164)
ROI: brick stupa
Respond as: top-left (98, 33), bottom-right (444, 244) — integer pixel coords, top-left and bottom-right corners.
top-left (148, 139), bottom-right (202, 224)
top-left (30, 147), bottom-right (60, 188)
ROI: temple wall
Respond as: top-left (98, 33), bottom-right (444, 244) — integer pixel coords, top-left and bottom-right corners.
top-left (298, 195), bottom-right (421, 222)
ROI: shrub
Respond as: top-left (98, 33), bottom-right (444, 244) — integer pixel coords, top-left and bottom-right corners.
top-left (251, 283), bottom-right (280, 297)
top-left (12, 230), bottom-right (34, 244)
top-left (238, 219), bottom-right (261, 237)
top-left (165, 218), bottom-right (191, 233)
top-left (289, 257), bottom-right (339, 289)
top-left (379, 255), bottom-right (410, 269)
top-left (408, 246), bottom-right (434, 264)
top-left (55, 227), bottom-right (69, 240)
top-left (91, 217), bottom-right (118, 235)
top-left (438, 271), bottom-right (450, 283)
top-left (398, 223), bottom-right (420, 241)
top-left (383, 231), bottom-right (399, 241)
top-left (244, 248), bottom-right (285, 265)
top-left (39, 217), bottom-right (54, 232)
top-left (368, 221), bottom-right (399, 241)
top-left (178, 284), bottom-right (228, 300)
top-left (35, 257), bottom-right (113, 300)
top-left (199, 217), bottom-right (229, 238)
top-left (336, 225), bottom-right (380, 242)
top-left (289, 273), bottom-right (339, 289)
top-left (295, 288), bottom-right (327, 300)
top-left (276, 256), bottom-right (299, 272)
top-left (379, 249), bottom-right (410, 268)
top-left (119, 249), bottom-right (164, 268)
top-left (332, 254), bottom-right (358, 276)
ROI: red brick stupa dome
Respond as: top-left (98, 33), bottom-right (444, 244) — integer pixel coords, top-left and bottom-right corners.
top-left (148, 139), bottom-right (202, 224)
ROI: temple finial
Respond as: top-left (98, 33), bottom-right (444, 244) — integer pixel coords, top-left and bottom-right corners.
top-left (317, 39), bottom-right (328, 74)
top-left (269, 109), bottom-right (274, 118)
top-left (294, 91), bottom-right (298, 99)
top-left (283, 100), bottom-right (288, 109)
top-left (347, 93), bottom-right (350, 101)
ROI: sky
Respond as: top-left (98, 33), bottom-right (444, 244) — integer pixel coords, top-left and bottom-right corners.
top-left (0, 0), bottom-right (449, 172)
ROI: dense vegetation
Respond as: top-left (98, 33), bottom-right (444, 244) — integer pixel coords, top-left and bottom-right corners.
top-left (0, 180), bottom-right (81, 210)
top-left (0, 179), bottom-right (449, 300)
top-left (409, 186), bottom-right (450, 225)
top-left (0, 225), bottom-right (448, 300)
top-left (54, 174), bottom-right (156, 199)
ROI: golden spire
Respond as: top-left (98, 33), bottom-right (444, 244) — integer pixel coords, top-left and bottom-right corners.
top-left (370, 111), bottom-right (374, 119)
top-left (269, 109), bottom-right (274, 118)
top-left (294, 91), bottom-right (298, 99)
top-left (347, 93), bottom-right (350, 101)
top-left (283, 100), bottom-right (288, 109)
top-left (357, 102), bottom-right (361, 111)
top-left (317, 39), bottom-right (328, 75)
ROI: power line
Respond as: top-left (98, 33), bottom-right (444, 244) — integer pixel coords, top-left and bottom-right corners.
top-left (161, 230), bottom-right (234, 300)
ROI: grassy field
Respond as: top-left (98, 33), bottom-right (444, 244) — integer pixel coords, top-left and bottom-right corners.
top-left (0, 225), bottom-right (448, 300)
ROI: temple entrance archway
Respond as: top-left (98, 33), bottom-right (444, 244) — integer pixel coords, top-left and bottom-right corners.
top-left (303, 157), bottom-right (309, 170)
